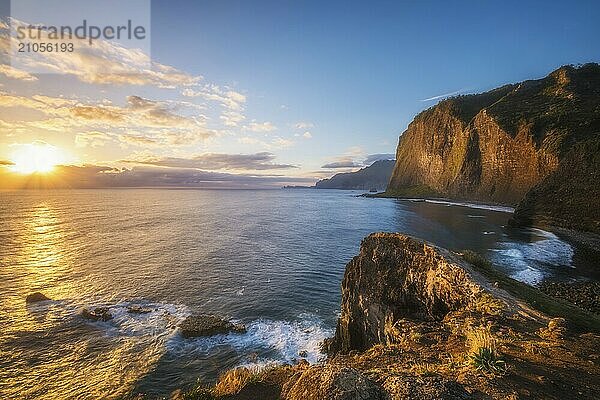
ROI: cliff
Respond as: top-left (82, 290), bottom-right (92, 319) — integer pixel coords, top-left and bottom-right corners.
top-left (387, 64), bottom-right (600, 230)
top-left (326, 233), bottom-right (494, 354)
top-left (316, 160), bottom-right (395, 191)
top-left (177, 233), bottom-right (600, 400)
top-left (512, 138), bottom-right (600, 234)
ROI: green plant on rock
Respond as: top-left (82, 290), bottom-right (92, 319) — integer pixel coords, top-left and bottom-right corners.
top-left (470, 347), bottom-right (507, 375)
top-left (467, 325), bottom-right (507, 375)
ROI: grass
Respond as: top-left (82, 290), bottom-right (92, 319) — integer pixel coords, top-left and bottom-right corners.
top-left (213, 367), bottom-right (263, 396)
top-left (411, 362), bottom-right (438, 377)
top-left (470, 347), bottom-right (507, 375)
top-left (461, 250), bottom-right (600, 333)
top-left (177, 367), bottom-right (265, 400)
top-left (474, 291), bottom-right (505, 316)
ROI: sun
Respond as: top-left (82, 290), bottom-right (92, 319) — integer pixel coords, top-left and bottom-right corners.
top-left (9, 143), bottom-right (66, 174)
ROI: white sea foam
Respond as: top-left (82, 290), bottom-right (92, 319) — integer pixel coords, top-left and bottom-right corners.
top-left (80, 301), bottom-right (189, 340)
top-left (166, 314), bottom-right (333, 365)
top-left (418, 199), bottom-right (514, 213)
top-left (489, 228), bottom-right (574, 285)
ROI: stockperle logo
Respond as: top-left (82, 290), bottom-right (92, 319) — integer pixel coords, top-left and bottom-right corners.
top-left (9, 0), bottom-right (151, 74)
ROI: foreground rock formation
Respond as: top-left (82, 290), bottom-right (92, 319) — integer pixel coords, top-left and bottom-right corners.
top-left (387, 64), bottom-right (600, 233)
top-left (327, 233), bottom-right (485, 354)
top-left (174, 233), bottom-right (600, 400)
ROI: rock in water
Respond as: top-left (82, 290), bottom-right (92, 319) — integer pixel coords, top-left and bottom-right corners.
top-left (127, 305), bottom-right (152, 314)
top-left (26, 292), bottom-right (51, 303)
top-left (82, 307), bottom-right (113, 322)
top-left (179, 314), bottom-right (246, 338)
top-left (281, 365), bottom-right (386, 400)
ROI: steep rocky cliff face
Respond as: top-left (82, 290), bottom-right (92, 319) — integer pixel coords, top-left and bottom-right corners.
top-left (513, 138), bottom-right (600, 234)
top-left (388, 64), bottom-right (600, 210)
top-left (327, 233), bottom-right (496, 354)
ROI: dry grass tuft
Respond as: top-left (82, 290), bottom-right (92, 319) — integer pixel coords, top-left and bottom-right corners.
top-left (212, 366), bottom-right (262, 396)
top-left (411, 362), bottom-right (438, 376)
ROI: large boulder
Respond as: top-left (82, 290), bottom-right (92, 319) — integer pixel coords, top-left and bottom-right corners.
top-left (281, 365), bottom-right (386, 400)
top-left (179, 314), bottom-right (246, 338)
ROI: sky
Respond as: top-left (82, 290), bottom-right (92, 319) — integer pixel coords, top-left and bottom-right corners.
top-left (0, 0), bottom-right (599, 188)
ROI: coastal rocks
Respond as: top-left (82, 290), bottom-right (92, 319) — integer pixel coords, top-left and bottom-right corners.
top-left (26, 292), bottom-right (51, 303)
top-left (82, 307), bottom-right (113, 322)
top-left (327, 233), bottom-right (484, 354)
top-left (281, 365), bottom-right (386, 400)
top-left (179, 314), bottom-right (246, 338)
top-left (538, 280), bottom-right (600, 314)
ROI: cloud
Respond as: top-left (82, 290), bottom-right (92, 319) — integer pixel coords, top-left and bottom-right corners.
top-left (294, 121), bottom-right (314, 129)
top-left (182, 85), bottom-right (246, 111)
top-left (321, 160), bottom-right (362, 169)
top-left (71, 105), bottom-right (125, 122)
top-left (123, 152), bottom-right (298, 171)
top-left (321, 150), bottom-right (394, 169)
top-left (0, 91), bottom-right (215, 147)
top-left (363, 153), bottom-right (395, 165)
top-left (0, 64), bottom-right (38, 81)
top-left (220, 110), bottom-right (246, 127)
top-left (0, 164), bottom-right (312, 189)
top-left (321, 147), bottom-right (365, 169)
top-left (0, 159), bottom-right (15, 166)
top-left (245, 120), bottom-right (277, 133)
top-left (74, 131), bottom-right (114, 148)
top-left (2, 19), bottom-right (200, 88)
top-left (419, 88), bottom-right (468, 102)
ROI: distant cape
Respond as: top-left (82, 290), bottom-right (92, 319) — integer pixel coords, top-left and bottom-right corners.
top-left (315, 159), bottom-right (395, 191)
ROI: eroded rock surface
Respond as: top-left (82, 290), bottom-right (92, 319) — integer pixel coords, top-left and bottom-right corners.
top-left (82, 307), bottom-right (113, 322)
top-left (281, 365), bottom-right (386, 400)
top-left (327, 233), bottom-right (487, 354)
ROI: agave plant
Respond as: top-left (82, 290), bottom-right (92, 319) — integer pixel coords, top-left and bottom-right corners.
top-left (470, 347), bottom-right (507, 375)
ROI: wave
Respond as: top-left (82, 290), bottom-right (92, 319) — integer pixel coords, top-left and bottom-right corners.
top-left (165, 313), bottom-right (333, 366)
top-left (411, 199), bottom-right (515, 213)
top-left (489, 228), bottom-right (574, 285)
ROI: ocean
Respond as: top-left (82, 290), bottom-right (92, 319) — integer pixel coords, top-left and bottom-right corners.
top-left (0, 188), bottom-right (580, 399)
